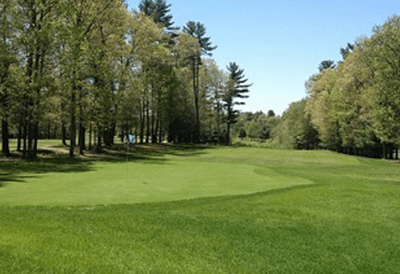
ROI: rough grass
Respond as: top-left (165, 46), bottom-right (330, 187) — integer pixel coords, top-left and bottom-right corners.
top-left (1, 145), bottom-right (400, 273)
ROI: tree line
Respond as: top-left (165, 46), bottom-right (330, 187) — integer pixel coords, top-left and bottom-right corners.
top-left (273, 14), bottom-right (400, 159)
top-left (0, 0), bottom-right (251, 159)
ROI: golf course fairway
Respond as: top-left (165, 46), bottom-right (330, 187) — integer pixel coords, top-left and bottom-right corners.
top-left (0, 147), bottom-right (315, 206)
top-left (1, 146), bottom-right (400, 273)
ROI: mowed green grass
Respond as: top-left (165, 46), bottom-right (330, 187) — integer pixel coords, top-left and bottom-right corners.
top-left (1, 146), bottom-right (400, 273)
top-left (0, 148), bottom-right (312, 206)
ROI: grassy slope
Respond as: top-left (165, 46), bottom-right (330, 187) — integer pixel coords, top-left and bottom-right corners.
top-left (1, 146), bottom-right (400, 273)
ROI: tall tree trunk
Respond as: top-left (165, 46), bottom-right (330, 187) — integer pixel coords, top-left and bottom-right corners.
top-left (217, 101), bottom-right (221, 145)
top-left (110, 123), bottom-right (115, 145)
top-left (78, 123), bottom-right (85, 155)
top-left (96, 125), bottom-right (102, 152)
top-left (69, 92), bottom-right (76, 158)
top-left (33, 121), bottom-right (38, 158)
top-left (62, 125), bottom-right (67, 146)
top-left (17, 119), bottom-right (22, 152)
top-left (192, 57), bottom-right (200, 143)
top-left (140, 100), bottom-right (145, 144)
top-left (2, 118), bottom-right (10, 157)
top-left (120, 129), bottom-right (125, 143)
top-left (158, 119), bottom-right (163, 143)
top-left (146, 99), bottom-right (150, 143)
top-left (88, 123), bottom-right (92, 151)
top-left (27, 118), bottom-right (34, 159)
top-left (78, 94), bottom-right (85, 155)
top-left (151, 110), bottom-right (157, 143)
top-left (226, 121), bottom-right (231, 146)
top-left (134, 127), bottom-right (138, 144)
top-left (23, 123), bottom-right (27, 158)
top-left (61, 101), bottom-right (68, 145)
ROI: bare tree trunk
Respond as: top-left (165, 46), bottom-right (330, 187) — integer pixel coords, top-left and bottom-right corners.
top-left (78, 123), bottom-right (85, 155)
top-left (62, 124), bottom-right (67, 146)
top-left (23, 123), bottom-right (27, 158)
top-left (33, 121), bottom-right (38, 158)
top-left (146, 99), bottom-right (150, 144)
top-left (2, 118), bottom-right (10, 157)
top-left (192, 57), bottom-right (200, 143)
top-left (110, 123), bottom-right (115, 145)
top-left (17, 119), bottom-right (22, 152)
top-left (27, 117), bottom-right (34, 159)
top-left (217, 101), bottom-right (221, 145)
top-left (88, 123), bottom-right (92, 151)
top-left (96, 125), bottom-right (102, 152)
top-left (140, 100), bottom-right (145, 144)
top-left (69, 91), bottom-right (76, 158)
top-left (226, 121), bottom-right (231, 146)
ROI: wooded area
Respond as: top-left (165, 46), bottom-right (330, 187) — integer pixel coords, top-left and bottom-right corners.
top-left (0, 0), bottom-right (251, 159)
top-left (269, 15), bottom-right (400, 159)
top-left (2, 1), bottom-right (399, 160)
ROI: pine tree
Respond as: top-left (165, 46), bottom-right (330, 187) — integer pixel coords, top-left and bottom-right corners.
top-left (138, 0), bottom-right (177, 33)
top-left (183, 21), bottom-right (216, 142)
top-left (223, 62), bottom-right (251, 144)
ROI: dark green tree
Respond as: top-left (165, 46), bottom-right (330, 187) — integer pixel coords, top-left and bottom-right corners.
top-left (267, 109), bottom-right (275, 117)
top-left (239, 128), bottom-right (246, 140)
top-left (340, 43), bottom-right (355, 60)
top-left (318, 60), bottom-right (336, 72)
top-left (275, 99), bottom-right (319, 149)
top-left (138, 0), bottom-right (177, 33)
top-left (223, 62), bottom-right (251, 144)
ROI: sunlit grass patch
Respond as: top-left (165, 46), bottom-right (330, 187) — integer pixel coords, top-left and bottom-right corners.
top-left (1, 146), bottom-right (400, 273)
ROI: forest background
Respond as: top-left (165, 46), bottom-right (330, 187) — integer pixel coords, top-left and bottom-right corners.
top-left (1, 0), bottom-right (400, 160)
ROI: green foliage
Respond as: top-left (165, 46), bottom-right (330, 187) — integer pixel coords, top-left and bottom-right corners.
top-left (340, 42), bottom-right (354, 60)
top-left (223, 62), bottom-right (251, 143)
top-left (0, 0), bottom-right (246, 160)
top-left (276, 99), bottom-right (318, 149)
top-left (182, 20), bottom-right (217, 142)
top-left (318, 59), bottom-right (336, 72)
top-left (301, 15), bottom-right (400, 158)
top-left (183, 21), bottom-right (217, 56)
top-left (367, 15), bottom-right (400, 144)
top-left (231, 111), bottom-right (280, 143)
top-left (138, 0), bottom-right (177, 32)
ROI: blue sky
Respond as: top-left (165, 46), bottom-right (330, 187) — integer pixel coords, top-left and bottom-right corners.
top-left (127, 0), bottom-right (398, 115)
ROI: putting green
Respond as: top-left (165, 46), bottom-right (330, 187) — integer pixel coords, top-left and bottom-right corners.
top-left (0, 160), bottom-right (313, 206)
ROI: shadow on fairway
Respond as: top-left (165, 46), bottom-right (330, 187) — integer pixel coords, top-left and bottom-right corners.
top-left (0, 158), bottom-right (95, 186)
top-left (114, 143), bottom-right (213, 158)
top-left (0, 144), bottom-right (212, 186)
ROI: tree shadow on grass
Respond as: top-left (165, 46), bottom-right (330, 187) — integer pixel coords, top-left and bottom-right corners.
top-left (113, 143), bottom-right (214, 158)
top-left (0, 144), bottom-right (213, 186)
top-left (0, 158), bottom-right (96, 186)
